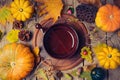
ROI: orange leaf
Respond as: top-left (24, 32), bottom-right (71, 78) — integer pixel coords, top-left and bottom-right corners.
top-left (36, 0), bottom-right (63, 23)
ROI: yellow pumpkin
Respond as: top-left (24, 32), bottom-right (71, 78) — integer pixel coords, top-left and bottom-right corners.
top-left (0, 43), bottom-right (35, 80)
top-left (93, 44), bottom-right (120, 69)
top-left (95, 4), bottom-right (120, 32)
top-left (10, 0), bottom-right (33, 21)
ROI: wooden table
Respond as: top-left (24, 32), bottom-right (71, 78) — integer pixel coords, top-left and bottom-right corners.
top-left (0, 0), bottom-right (120, 80)
top-left (62, 0), bottom-right (120, 80)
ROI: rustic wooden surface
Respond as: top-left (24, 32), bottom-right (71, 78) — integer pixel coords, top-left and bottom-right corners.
top-left (0, 0), bottom-right (120, 80)
top-left (33, 14), bottom-right (91, 71)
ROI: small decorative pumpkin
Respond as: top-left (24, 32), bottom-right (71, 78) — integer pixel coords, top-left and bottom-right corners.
top-left (0, 43), bottom-right (35, 80)
top-left (93, 43), bottom-right (120, 69)
top-left (95, 4), bottom-right (120, 32)
top-left (91, 67), bottom-right (106, 80)
top-left (10, 0), bottom-right (33, 21)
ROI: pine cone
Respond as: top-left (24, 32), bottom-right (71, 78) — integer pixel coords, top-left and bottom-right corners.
top-left (18, 30), bottom-right (32, 42)
top-left (13, 20), bottom-right (24, 29)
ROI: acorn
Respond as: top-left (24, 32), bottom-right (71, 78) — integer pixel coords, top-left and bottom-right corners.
top-left (35, 23), bottom-right (42, 29)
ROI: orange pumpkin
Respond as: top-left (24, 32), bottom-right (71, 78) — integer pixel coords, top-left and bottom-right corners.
top-left (95, 4), bottom-right (120, 32)
top-left (0, 43), bottom-right (35, 80)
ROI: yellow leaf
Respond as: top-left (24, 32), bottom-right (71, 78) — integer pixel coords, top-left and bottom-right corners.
top-left (33, 47), bottom-right (40, 57)
top-left (6, 30), bottom-right (20, 43)
top-left (0, 6), bottom-right (14, 25)
top-left (0, 48), bottom-right (2, 55)
top-left (36, 0), bottom-right (63, 23)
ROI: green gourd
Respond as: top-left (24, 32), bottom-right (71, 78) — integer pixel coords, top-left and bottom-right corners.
top-left (91, 67), bottom-right (106, 80)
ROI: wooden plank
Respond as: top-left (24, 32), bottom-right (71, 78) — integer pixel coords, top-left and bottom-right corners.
top-left (108, 67), bottom-right (120, 80)
top-left (1, 0), bottom-right (120, 80)
top-left (106, 31), bottom-right (120, 80)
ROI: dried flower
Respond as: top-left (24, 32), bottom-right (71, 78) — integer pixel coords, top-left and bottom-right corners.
top-left (81, 46), bottom-right (93, 62)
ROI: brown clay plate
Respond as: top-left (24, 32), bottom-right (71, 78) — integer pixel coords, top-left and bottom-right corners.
top-left (32, 14), bottom-right (90, 70)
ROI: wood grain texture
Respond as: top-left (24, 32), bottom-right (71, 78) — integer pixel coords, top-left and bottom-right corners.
top-left (32, 14), bottom-right (90, 71)
top-left (0, 0), bottom-right (119, 80)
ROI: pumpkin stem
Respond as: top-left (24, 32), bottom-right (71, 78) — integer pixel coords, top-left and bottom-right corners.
top-left (108, 54), bottom-right (112, 58)
top-left (110, 15), bottom-right (113, 19)
top-left (19, 8), bottom-right (23, 12)
top-left (92, 71), bottom-right (96, 74)
top-left (11, 62), bottom-right (16, 68)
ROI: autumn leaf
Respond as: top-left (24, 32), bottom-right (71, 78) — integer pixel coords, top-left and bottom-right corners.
top-left (36, 0), bottom-right (63, 23)
top-left (33, 47), bottom-right (40, 57)
top-left (0, 6), bottom-right (13, 25)
top-left (0, 48), bottom-right (2, 55)
top-left (64, 73), bottom-right (73, 80)
top-left (80, 65), bottom-right (96, 80)
top-left (33, 47), bottom-right (41, 64)
top-left (6, 29), bottom-right (20, 43)
top-left (0, 30), bottom-right (3, 40)
top-left (36, 69), bottom-right (48, 80)
top-left (80, 71), bottom-right (92, 80)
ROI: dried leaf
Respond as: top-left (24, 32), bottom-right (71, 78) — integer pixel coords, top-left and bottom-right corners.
top-left (0, 30), bottom-right (3, 40)
top-left (36, 69), bottom-right (48, 80)
top-left (70, 69), bottom-right (78, 76)
top-left (80, 71), bottom-right (92, 80)
top-left (79, 65), bottom-right (96, 80)
top-left (64, 73), bottom-right (73, 80)
top-left (33, 47), bottom-right (40, 57)
top-left (36, 0), bottom-right (63, 23)
top-left (33, 47), bottom-right (41, 65)
top-left (49, 76), bottom-right (56, 80)
top-left (6, 29), bottom-right (20, 43)
top-left (0, 6), bottom-right (13, 25)
top-left (83, 64), bottom-right (97, 72)
top-left (0, 48), bottom-right (2, 55)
